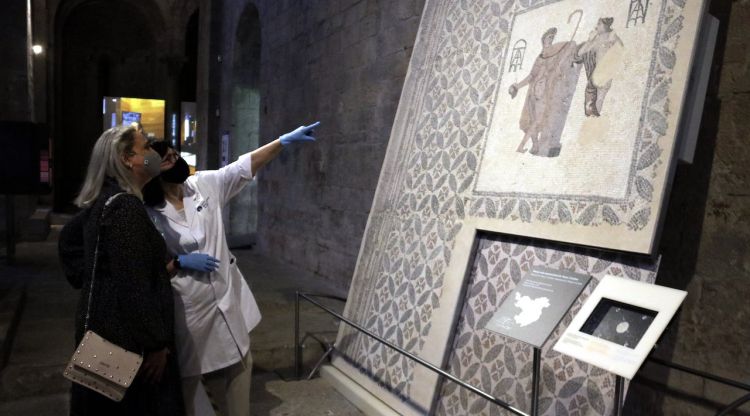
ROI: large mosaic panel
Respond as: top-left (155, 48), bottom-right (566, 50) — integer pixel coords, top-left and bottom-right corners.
top-left (435, 234), bottom-right (659, 416)
top-left (334, 0), bottom-right (705, 413)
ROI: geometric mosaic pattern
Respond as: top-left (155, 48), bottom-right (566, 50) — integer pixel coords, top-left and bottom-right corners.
top-left (335, 0), bottom-right (702, 413)
top-left (436, 234), bottom-right (659, 415)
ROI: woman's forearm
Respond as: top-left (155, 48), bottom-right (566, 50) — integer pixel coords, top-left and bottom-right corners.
top-left (250, 139), bottom-right (284, 177)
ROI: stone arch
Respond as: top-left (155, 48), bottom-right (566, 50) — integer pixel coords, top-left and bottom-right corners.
top-left (179, 9), bottom-right (199, 105)
top-left (52, 0), bottom-right (167, 47)
top-left (52, 0), bottom-right (166, 209)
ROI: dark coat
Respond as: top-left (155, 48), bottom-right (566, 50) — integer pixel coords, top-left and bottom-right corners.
top-left (59, 178), bottom-right (184, 416)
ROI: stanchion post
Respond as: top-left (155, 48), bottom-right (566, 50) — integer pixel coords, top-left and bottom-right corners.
top-left (294, 291), bottom-right (301, 379)
top-left (4, 195), bottom-right (15, 265)
top-left (531, 347), bottom-right (541, 416)
top-left (613, 375), bottom-right (624, 416)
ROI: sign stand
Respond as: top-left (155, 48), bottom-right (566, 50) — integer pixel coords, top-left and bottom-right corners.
top-left (613, 375), bottom-right (625, 416)
top-left (484, 267), bottom-right (590, 415)
top-left (530, 347), bottom-right (541, 416)
top-left (600, 12), bottom-right (717, 415)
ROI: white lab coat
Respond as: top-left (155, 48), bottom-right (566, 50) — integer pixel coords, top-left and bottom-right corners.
top-left (147, 153), bottom-right (261, 377)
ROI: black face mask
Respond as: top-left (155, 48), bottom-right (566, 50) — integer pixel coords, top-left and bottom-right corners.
top-left (161, 157), bottom-right (190, 184)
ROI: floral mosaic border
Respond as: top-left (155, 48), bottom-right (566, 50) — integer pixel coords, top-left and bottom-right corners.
top-left (335, 0), bottom-right (697, 411)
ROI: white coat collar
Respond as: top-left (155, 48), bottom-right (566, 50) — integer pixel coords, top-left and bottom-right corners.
top-left (153, 181), bottom-right (201, 227)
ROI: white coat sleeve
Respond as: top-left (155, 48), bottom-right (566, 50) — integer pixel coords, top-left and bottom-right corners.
top-left (194, 152), bottom-right (254, 206)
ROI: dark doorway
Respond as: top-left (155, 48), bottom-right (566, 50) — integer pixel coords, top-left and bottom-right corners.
top-left (54, 0), bottom-right (164, 210)
top-left (179, 10), bottom-right (199, 105)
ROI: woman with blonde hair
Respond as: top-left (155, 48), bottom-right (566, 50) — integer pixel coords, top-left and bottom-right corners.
top-left (59, 125), bottom-right (184, 415)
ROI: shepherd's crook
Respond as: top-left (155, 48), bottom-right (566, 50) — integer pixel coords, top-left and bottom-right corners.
top-left (568, 9), bottom-right (583, 42)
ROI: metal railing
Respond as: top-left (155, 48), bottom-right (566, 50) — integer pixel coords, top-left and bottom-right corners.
top-left (641, 356), bottom-right (750, 415)
top-left (294, 291), bottom-right (750, 416)
top-left (294, 291), bottom-right (530, 416)
top-left (646, 356), bottom-right (750, 392)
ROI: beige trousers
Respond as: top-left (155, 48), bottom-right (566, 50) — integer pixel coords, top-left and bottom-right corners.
top-left (183, 351), bottom-right (253, 416)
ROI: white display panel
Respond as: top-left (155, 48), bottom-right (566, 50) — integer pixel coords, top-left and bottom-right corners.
top-left (553, 275), bottom-right (686, 379)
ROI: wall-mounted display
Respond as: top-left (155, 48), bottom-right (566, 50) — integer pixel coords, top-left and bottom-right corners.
top-left (102, 97), bottom-right (165, 140)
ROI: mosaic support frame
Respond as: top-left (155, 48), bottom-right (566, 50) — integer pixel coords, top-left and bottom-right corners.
top-left (333, 0), bottom-right (706, 414)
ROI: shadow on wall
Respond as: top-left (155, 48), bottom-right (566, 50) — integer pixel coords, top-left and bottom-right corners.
top-left (227, 3), bottom-right (262, 245)
top-left (624, 1), bottom-right (746, 414)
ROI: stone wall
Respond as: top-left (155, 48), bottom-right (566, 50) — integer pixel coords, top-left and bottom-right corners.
top-left (206, 1), bottom-right (749, 412)
top-left (208, 0), bottom-right (749, 413)
top-left (0, 0), bottom-right (32, 122)
top-left (0, 0), bottom-right (36, 242)
top-left (625, 1), bottom-right (750, 414)
top-left (211, 0), bottom-right (426, 293)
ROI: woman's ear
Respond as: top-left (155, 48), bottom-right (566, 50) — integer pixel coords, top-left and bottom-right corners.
top-left (121, 152), bottom-right (133, 169)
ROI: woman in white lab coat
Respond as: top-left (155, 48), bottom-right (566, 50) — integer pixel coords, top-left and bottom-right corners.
top-left (143, 122), bottom-right (319, 416)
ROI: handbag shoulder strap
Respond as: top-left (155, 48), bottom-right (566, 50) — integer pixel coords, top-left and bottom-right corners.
top-left (84, 192), bottom-right (127, 331)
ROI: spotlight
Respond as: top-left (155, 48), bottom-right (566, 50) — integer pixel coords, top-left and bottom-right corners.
top-left (31, 44), bottom-right (43, 55)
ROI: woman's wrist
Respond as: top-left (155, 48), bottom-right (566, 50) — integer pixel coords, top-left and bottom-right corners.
top-left (166, 257), bottom-right (180, 277)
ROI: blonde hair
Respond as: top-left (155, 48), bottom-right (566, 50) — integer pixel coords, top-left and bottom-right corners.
top-left (74, 126), bottom-right (143, 207)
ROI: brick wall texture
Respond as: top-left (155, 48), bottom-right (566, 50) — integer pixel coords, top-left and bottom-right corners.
top-left (214, 0), bottom-right (425, 294)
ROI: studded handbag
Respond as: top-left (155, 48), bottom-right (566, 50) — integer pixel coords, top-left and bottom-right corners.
top-left (63, 193), bottom-right (143, 402)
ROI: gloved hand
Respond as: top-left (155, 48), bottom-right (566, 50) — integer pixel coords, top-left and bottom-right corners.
top-left (178, 253), bottom-right (220, 272)
top-left (279, 121), bottom-right (320, 146)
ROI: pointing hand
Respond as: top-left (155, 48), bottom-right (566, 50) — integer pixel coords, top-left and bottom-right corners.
top-left (279, 122), bottom-right (320, 146)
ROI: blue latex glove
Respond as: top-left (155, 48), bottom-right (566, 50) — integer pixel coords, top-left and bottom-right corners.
top-left (178, 253), bottom-right (220, 272)
top-left (279, 121), bottom-right (320, 146)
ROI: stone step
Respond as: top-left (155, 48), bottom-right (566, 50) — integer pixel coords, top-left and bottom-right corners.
top-left (0, 393), bottom-right (69, 416)
top-left (0, 371), bottom-right (363, 416)
top-left (20, 208), bottom-right (50, 242)
top-left (252, 330), bottom-right (338, 372)
top-left (0, 363), bottom-right (68, 401)
top-left (0, 327), bottom-right (340, 401)
top-left (48, 212), bottom-right (73, 227)
top-left (252, 370), bottom-right (362, 415)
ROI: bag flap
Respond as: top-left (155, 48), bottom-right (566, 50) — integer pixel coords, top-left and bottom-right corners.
top-left (72, 331), bottom-right (143, 388)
